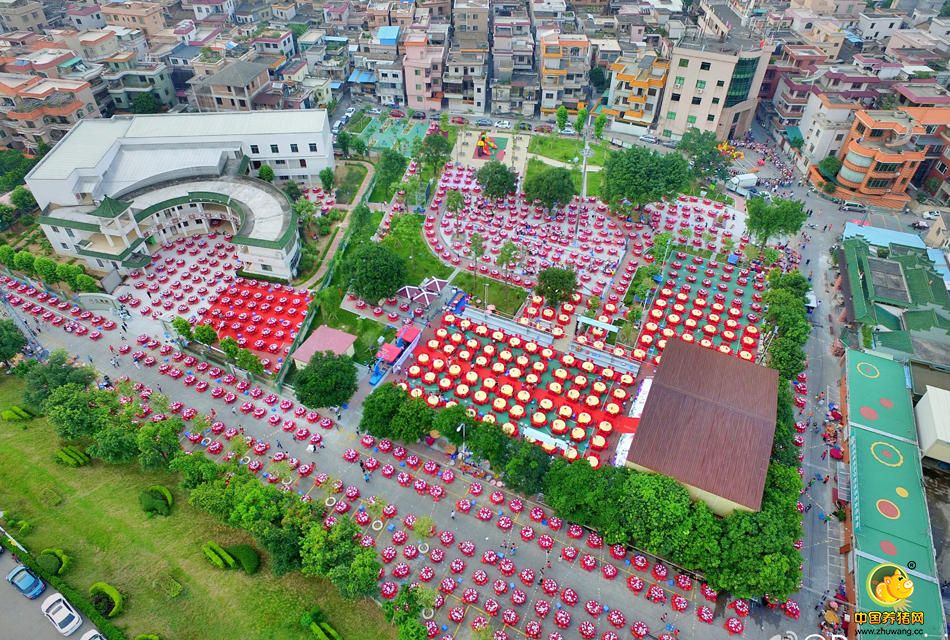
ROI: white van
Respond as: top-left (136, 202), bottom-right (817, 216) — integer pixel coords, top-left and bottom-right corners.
top-left (839, 201), bottom-right (867, 213)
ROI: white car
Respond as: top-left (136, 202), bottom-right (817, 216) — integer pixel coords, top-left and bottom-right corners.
top-left (559, 127), bottom-right (576, 136)
top-left (81, 632), bottom-right (106, 640)
top-left (922, 211), bottom-right (940, 220)
top-left (367, 107), bottom-right (382, 115)
top-left (639, 134), bottom-right (659, 144)
top-left (494, 120), bottom-right (512, 129)
top-left (42, 593), bottom-right (83, 636)
top-left (344, 107), bottom-right (357, 118)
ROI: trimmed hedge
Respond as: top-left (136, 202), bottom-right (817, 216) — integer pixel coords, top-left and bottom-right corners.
top-left (37, 552), bottom-right (61, 574)
top-left (38, 548), bottom-right (71, 576)
top-left (90, 582), bottom-right (124, 618)
top-left (310, 623), bottom-right (331, 640)
top-left (320, 622), bottom-right (341, 640)
top-left (224, 544), bottom-right (259, 574)
top-left (1, 405), bottom-right (32, 421)
top-left (201, 542), bottom-right (235, 570)
top-left (134, 635), bottom-right (160, 640)
top-left (147, 485), bottom-right (173, 508)
top-left (0, 537), bottom-right (127, 640)
top-left (56, 446), bottom-right (91, 467)
top-left (139, 487), bottom-right (171, 517)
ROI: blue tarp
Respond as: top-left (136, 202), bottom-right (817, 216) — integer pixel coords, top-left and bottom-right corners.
top-left (842, 222), bottom-right (926, 249)
top-left (347, 70), bottom-right (377, 83)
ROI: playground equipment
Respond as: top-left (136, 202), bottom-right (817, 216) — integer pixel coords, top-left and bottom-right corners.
top-left (475, 131), bottom-right (498, 158)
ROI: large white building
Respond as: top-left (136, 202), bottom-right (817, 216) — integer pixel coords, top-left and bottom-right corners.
top-left (27, 110), bottom-right (334, 280)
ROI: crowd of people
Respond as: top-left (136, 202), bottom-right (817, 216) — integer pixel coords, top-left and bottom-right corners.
top-left (728, 135), bottom-right (796, 189)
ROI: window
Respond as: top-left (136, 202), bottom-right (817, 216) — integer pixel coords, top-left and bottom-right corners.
top-left (707, 114), bottom-right (715, 122)
top-left (712, 97), bottom-right (720, 104)
top-left (700, 62), bottom-right (711, 71)
top-left (290, 143), bottom-right (298, 153)
top-left (667, 111), bottom-right (676, 120)
top-left (300, 159), bottom-right (307, 168)
top-left (674, 76), bottom-right (684, 87)
top-left (309, 143), bottom-right (317, 152)
top-left (270, 144), bottom-right (279, 153)
top-left (671, 93), bottom-right (681, 102)
top-left (66, 228), bottom-right (75, 238)
top-left (678, 58), bottom-right (689, 67)
top-left (873, 161), bottom-right (900, 173)
top-left (696, 80), bottom-right (706, 89)
top-left (275, 159), bottom-right (286, 165)
top-left (691, 96), bottom-right (702, 105)
top-left (866, 178), bottom-right (893, 189)
top-left (261, 264), bottom-right (272, 272)
top-left (687, 115), bottom-right (697, 124)
top-left (61, 242), bottom-right (69, 250)
top-left (663, 129), bottom-right (672, 138)
top-left (936, 161), bottom-right (948, 174)
top-left (716, 80), bottom-right (725, 87)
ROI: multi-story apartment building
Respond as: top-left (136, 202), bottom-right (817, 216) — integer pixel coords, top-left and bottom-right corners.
top-left (767, 65), bottom-right (879, 132)
top-left (189, 59), bottom-right (268, 111)
top-left (893, 83), bottom-right (950, 109)
top-left (758, 44), bottom-right (827, 102)
top-left (416, 0), bottom-right (451, 20)
top-left (538, 29), bottom-right (591, 115)
top-left (6, 47), bottom-right (109, 111)
top-left (604, 52), bottom-right (668, 135)
top-left (271, 2), bottom-right (297, 22)
top-left (402, 31), bottom-right (445, 112)
top-left (454, 0), bottom-right (490, 50)
top-left (351, 25), bottom-right (403, 104)
top-left (0, 73), bottom-right (100, 152)
top-left (66, 4), bottom-right (106, 31)
top-left (822, 107), bottom-right (950, 208)
top-left (490, 0), bottom-right (538, 116)
top-left (795, 91), bottom-right (858, 173)
top-left (101, 2), bottom-right (166, 38)
top-left (103, 50), bottom-right (175, 111)
top-left (301, 31), bottom-right (351, 83)
top-left (856, 10), bottom-right (903, 41)
top-left (0, 0), bottom-right (46, 33)
top-left (444, 46), bottom-right (488, 114)
top-left (790, 0), bottom-right (862, 20)
top-left (191, 0), bottom-right (235, 21)
top-left (251, 29), bottom-right (295, 58)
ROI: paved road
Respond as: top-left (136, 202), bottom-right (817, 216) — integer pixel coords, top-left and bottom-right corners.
top-left (0, 548), bottom-right (99, 640)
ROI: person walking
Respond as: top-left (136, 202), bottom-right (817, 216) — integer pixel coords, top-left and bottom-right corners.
top-left (450, 509), bottom-right (456, 520)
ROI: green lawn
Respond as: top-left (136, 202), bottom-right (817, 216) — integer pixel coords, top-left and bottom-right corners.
top-left (0, 378), bottom-right (393, 640)
top-left (308, 291), bottom-right (398, 365)
top-left (453, 272), bottom-right (526, 316)
top-left (527, 135), bottom-right (610, 166)
top-left (346, 110), bottom-right (371, 134)
top-left (381, 213), bottom-right (453, 286)
top-left (335, 163), bottom-right (368, 204)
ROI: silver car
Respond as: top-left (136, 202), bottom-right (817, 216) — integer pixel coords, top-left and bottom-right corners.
top-left (41, 593), bottom-right (83, 636)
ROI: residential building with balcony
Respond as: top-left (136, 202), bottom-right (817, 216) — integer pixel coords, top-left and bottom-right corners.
top-left (6, 47), bottom-right (109, 111)
top-left (790, 0), bottom-right (862, 20)
top-left (820, 107), bottom-right (950, 208)
top-left (25, 111), bottom-right (334, 279)
top-left (590, 38), bottom-right (622, 69)
top-left (302, 32), bottom-right (350, 83)
top-left (191, 0), bottom-right (235, 20)
top-left (188, 59), bottom-right (268, 111)
top-left (856, 10), bottom-right (903, 41)
top-left (0, 0), bottom-right (46, 33)
top-left (103, 50), bottom-right (175, 111)
top-left (885, 29), bottom-right (947, 58)
top-left (101, 2), bottom-right (166, 38)
top-left (322, 0), bottom-right (352, 35)
top-left (490, 0), bottom-right (538, 117)
top-left (0, 73), bottom-right (100, 152)
top-left (444, 46), bottom-right (487, 114)
top-left (271, 1), bottom-right (296, 22)
top-left (538, 29), bottom-right (591, 115)
top-left (252, 29), bottom-right (296, 58)
top-left (454, 0), bottom-right (490, 51)
top-left (656, 14), bottom-right (771, 141)
top-left (795, 91), bottom-right (858, 173)
top-left (758, 44), bottom-right (827, 102)
top-left (893, 83), bottom-right (950, 109)
top-left (766, 65), bottom-right (879, 133)
top-left (604, 52), bottom-right (668, 135)
top-left (67, 4), bottom-right (106, 31)
top-left (350, 25), bottom-right (401, 104)
top-left (416, 0), bottom-right (451, 19)
top-left (402, 31), bottom-right (445, 112)
top-left (366, 0), bottom-right (392, 29)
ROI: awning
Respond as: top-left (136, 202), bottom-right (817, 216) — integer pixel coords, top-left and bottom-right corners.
top-left (398, 285), bottom-right (422, 300)
top-left (376, 342), bottom-right (402, 363)
top-left (396, 324), bottom-right (421, 343)
top-left (423, 277), bottom-right (449, 293)
top-left (413, 289), bottom-right (439, 306)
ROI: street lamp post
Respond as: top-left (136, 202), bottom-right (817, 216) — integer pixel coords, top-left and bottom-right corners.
top-left (456, 422), bottom-right (467, 459)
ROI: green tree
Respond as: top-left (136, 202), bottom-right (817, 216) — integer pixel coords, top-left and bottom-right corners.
top-left (0, 244), bottom-right (13, 266)
top-left (432, 404), bottom-right (473, 446)
top-left (390, 397), bottom-right (433, 442)
top-left (346, 243), bottom-right (407, 302)
top-left (13, 250), bottom-right (34, 274)
top-left (338, 547), bottom-right (382, 598)
top-left (220, 336), bottom-right (240, 360)
top-left (524, 166), bottom-right (576, 209)
top-left (377, 149), bottom-right (408, 194)
top-left (543, 460), bottom-right (627, 537)
top-left (674, 501), bottom-right (722, 574)
top-left (169, 452), bottom-right (221, 489)
top-left (352, 137), bottom-right (368, 157)
top-left (284, 181), bottom-right (302, 202)
top-left (33, 256), bottom-right (58, 284)
top-left (23, 350), bottom-right (96, 410)
top-left (536, 267), bottom-right (577, 308)
top-left (556, 105), bottom-right (569, 131)
top-left (818, 155), bottom-right (842, 181)
top-left (496, 240), bottom-right (520, 279)
top-left (319, 167), bottom-right (335, 192)
top-left (504, 439), bottom-right (551, 495)
top-left (296, 351), bottom-right (358, 408)
top-left (10, 185), bottom-right (36, 212)
top-left (600, 145), bottom-right (691, 208)
top-left (0, 319), bottom-right (26, 364)
top-left (193, 323), bottom-right (218, 345)
top-left (468, 422), bottom-right (511, 470)
top-left (258, 164), bottom-right (275, 182)
top-left (476, 160), bottom-right (517, 200)
top-left (360, 383), bottom-right (407, 437)
top-left (55, 263), bottom-right (83, 290)
top-left (589, 66), bottom-right (608, 92)
top-left (46, 384), bottom-right (112, 441)
top-left (618, 471), bottom-right (695, 559)
top-left (445, 189), bottom-right (464, 214)
top-left (419, 132), bottom-right (452, 172)
top-left (137, 418), bottom-right (182, 470)
top-left (301, 517), bottom-right (378, 597)
top-left (575, 106), bottom-right (589, 133)
top-left (469, 232), bottom-right (485, 259)
top-left (130, 92), bottom-right (162, 114)
top-left (90, 421), bottom-right (138, 464)
top-left (594, 114), bottom-right (607, 139)
top-left (0, 204), bottom-right (14, 230)
top-left (677, 128), bottom-right (729, 180)
top-left (171, 316), bottom-right (193, 341)
top-left (746, 197), bottom-right (807, 249)
top-left (768, 335), bottom-right (808, 380)
top-left (398, 620), bottom-right (428, 640)
top-left (73, 274), bottom-right (98, 292)
top-left (336, 131), bottom-right (352, 157)
top-left (236, 348), bottom-right (264, 375)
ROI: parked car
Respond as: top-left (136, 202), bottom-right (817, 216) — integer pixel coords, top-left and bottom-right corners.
top-left (411, 111), bottom-right (427, 120)
top-left (535, 124), bottom-right (554, 133)
top-left (344, 107), bottom-right (357, 118)
top-left (6, 565), bottom-right (46, 599)
top-left (911, 221), bottom-right (929, 230)
top-left (367, 107), bottom-right (382, 115)
top-left (390, 109), bottom-right (406, 118)
top-left (638, 134), bottom-right (659, 144)
top-left (517, 122), bottom-right (532, 131)
top-left (559, 126), bottom-right (577, 136)
top-left (450, 116), bottom-right (467, 125)
top-left (475, 118), bottom-right (493, 127)
top-left (330, 121), bottom-right (343, 135)
top-left (80, 632), bottom-right (106, 640)
top-left (922, 210), bottom-right (940, 220)
top-left (661, 139), bottom-right (679, 149)
top-left (838, 201), bottom-right (867, 213)
top-left (42, 594), bottom-right (83, 636)
top-left (494, 120), bottom-right (512, 129)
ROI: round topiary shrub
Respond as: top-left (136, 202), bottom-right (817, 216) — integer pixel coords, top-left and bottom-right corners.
top-left (36, 552), bottom-right (62, 575)
top-left (89, 582), bottom-right (123, 618)
top-left (40, 548), bottom-right (71, 576)
top-left (134, 635), bottom-right (160, 640)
